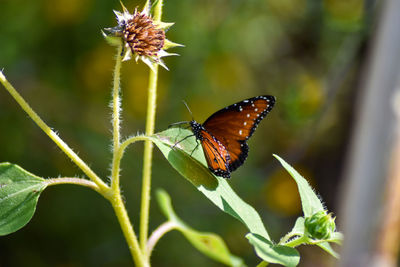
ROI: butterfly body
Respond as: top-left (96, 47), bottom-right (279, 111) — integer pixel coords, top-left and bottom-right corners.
top-left (188, 95), bottom-right (275, 178)
top-left (190, 120), bottom-right (232, 178)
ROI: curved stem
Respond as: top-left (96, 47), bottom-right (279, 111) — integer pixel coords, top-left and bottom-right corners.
top-left (0, 71), bottom-right (109, 194)
top-left (147, 221), bottom-right (178, 257)
top-left (45, 177), bottom-right (145, 266)
top-left (111, 43), bottom-right (123, 191)
top-left (112, 135), bottom-right (153, 178)
top-left (45, 177), bottom-right (100, 192)
top-left (108, 135), bottom-right (154, 195)
top-left (139, 0), bottom-right (164, 256)
top-left (117, 135), bottom-right (153, 164)
top-left (279, 232), bottom-right (300, 245)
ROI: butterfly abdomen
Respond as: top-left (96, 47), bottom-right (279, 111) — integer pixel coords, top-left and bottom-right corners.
top-left (190, 120), bottom-right (232, 178)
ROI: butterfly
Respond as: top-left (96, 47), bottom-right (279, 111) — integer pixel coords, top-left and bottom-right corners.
top-left (173, 95), bottom-right (275, 178)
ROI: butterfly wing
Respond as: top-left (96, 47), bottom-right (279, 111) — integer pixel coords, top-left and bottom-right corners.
top-left (203, 95), bottom-right (275, 172)
top-left (199, 130), bottom-right (231, 178)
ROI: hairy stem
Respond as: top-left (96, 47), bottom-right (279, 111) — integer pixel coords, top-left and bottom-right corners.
top-left (279, 232), bottom-right (299, 245)
top-left (111, 191), bottom-right (149, 267)
top-left (284, 235), bottom-right (309, 248)
top-left (107, 44), bottom-right (149, 267)
top-left (45, 177), bottom-right (100, 192)
top-left (111, 43), bottom-right (123, 191)
top-left (0, 71), bottom-right (109, 194)
top-left (112, 135), bottom-right (153, 181)
top-left (139, 0), bottom-right (164, 257)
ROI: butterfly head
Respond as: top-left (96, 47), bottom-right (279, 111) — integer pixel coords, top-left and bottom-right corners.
top-left (189, 120), bottom-right (204, 141)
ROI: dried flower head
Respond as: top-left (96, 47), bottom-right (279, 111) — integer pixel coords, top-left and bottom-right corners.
top-left (103, 1), bottom-right (182, 71)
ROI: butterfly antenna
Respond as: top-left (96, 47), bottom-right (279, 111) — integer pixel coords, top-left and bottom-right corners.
top-left (182, 100), bottom-right (194, 121)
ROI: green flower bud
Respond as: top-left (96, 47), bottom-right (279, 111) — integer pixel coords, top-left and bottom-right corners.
top-left (304, 211), bottom-right (336, 240)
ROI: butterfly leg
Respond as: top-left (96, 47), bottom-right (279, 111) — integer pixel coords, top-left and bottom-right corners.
top-left (169, 121), bottom-right (191, 143)
top-left (190, 141), bottom-right (200, 156)
top-left (168, 121), bottom-right (190, 128)
top-left (172, 134), bottom-right (195, 149)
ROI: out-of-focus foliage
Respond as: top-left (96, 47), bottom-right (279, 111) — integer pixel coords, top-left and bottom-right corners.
top-left (0, 0), bottom-right (368, 266)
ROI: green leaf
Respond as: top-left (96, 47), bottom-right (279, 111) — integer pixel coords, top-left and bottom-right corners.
top-left (316, 242), bottom-right (339, 259)
top-left (273, 156), bottom-right (342, 258)
top-left (151, 128), bottom-right (270, 238)
top-left (156, 189), bottom-right (245, 267)
top-left (150, 128), bottom-right (299, 266)
top-left (247, 233), bottom-right (300, 267)
top-left (273, 155), bottom-right (324, 217)
top-left (0, 163), bottom-right (47, 235)
top-left (290, 217), bottom-right (305, 236)
top-left (279, 217), bottom-right (305, 244)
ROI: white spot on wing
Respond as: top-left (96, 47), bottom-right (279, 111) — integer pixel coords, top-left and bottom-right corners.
top-left (254, 108), bottom-right (258, 112)
top-left (239, 130), bottom-right (243, 135)
top-left (243, 122), bottom-right (247, 126)
top-left (247, 114), bottom-right (250, 118)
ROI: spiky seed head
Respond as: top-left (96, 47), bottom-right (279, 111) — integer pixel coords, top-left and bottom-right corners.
top-left (103, 1), bottom-right (183, 72)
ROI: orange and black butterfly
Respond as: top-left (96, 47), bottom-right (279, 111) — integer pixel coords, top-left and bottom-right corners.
top-left (174, 95), bottom-right (275, 178)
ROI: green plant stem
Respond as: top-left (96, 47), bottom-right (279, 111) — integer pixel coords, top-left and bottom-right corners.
top-left (279, 232), bottom-right (299, 245)
top-left (111, 190), bottom-right (149, 267)
top-left (45, 177), bottom-right (100, 192)
top-left (140, 63), bottom-right (158, 257)
top-left (284, 235), bottom-right (309, 248)
top-left (106, 44), bottom-right (149, 267)
top-left (111, 43), bottom-right (123, 191)
top-left (109, 134), bottom-right (155, 266)
top-left (112, 135), bottom-right (153, 179)
top-left (121, 135), bottom-right (153, 152)
top-left (147, 221), bottom-right (177, 257)
top-left (0, 71), bottom-right (109, 194)
top-left (139, 0), bottom-right (164, 256)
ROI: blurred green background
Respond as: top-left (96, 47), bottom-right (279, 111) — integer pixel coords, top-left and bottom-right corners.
top-left (0, 0), bottom-right (371, 266)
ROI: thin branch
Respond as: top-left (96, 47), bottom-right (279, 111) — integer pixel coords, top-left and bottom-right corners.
top-left (111, 43), bottom-right (123, 191)
top-left (147, 221), bottom-right (177, 257)
top-left (111, 194), bottom-right (149, 267)
top-left (140, 0), bottom-right (164, 257)
top-left (0, 71), bottom-right (109, 194)
top-left (45, 177), bottom-right (100, 193)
